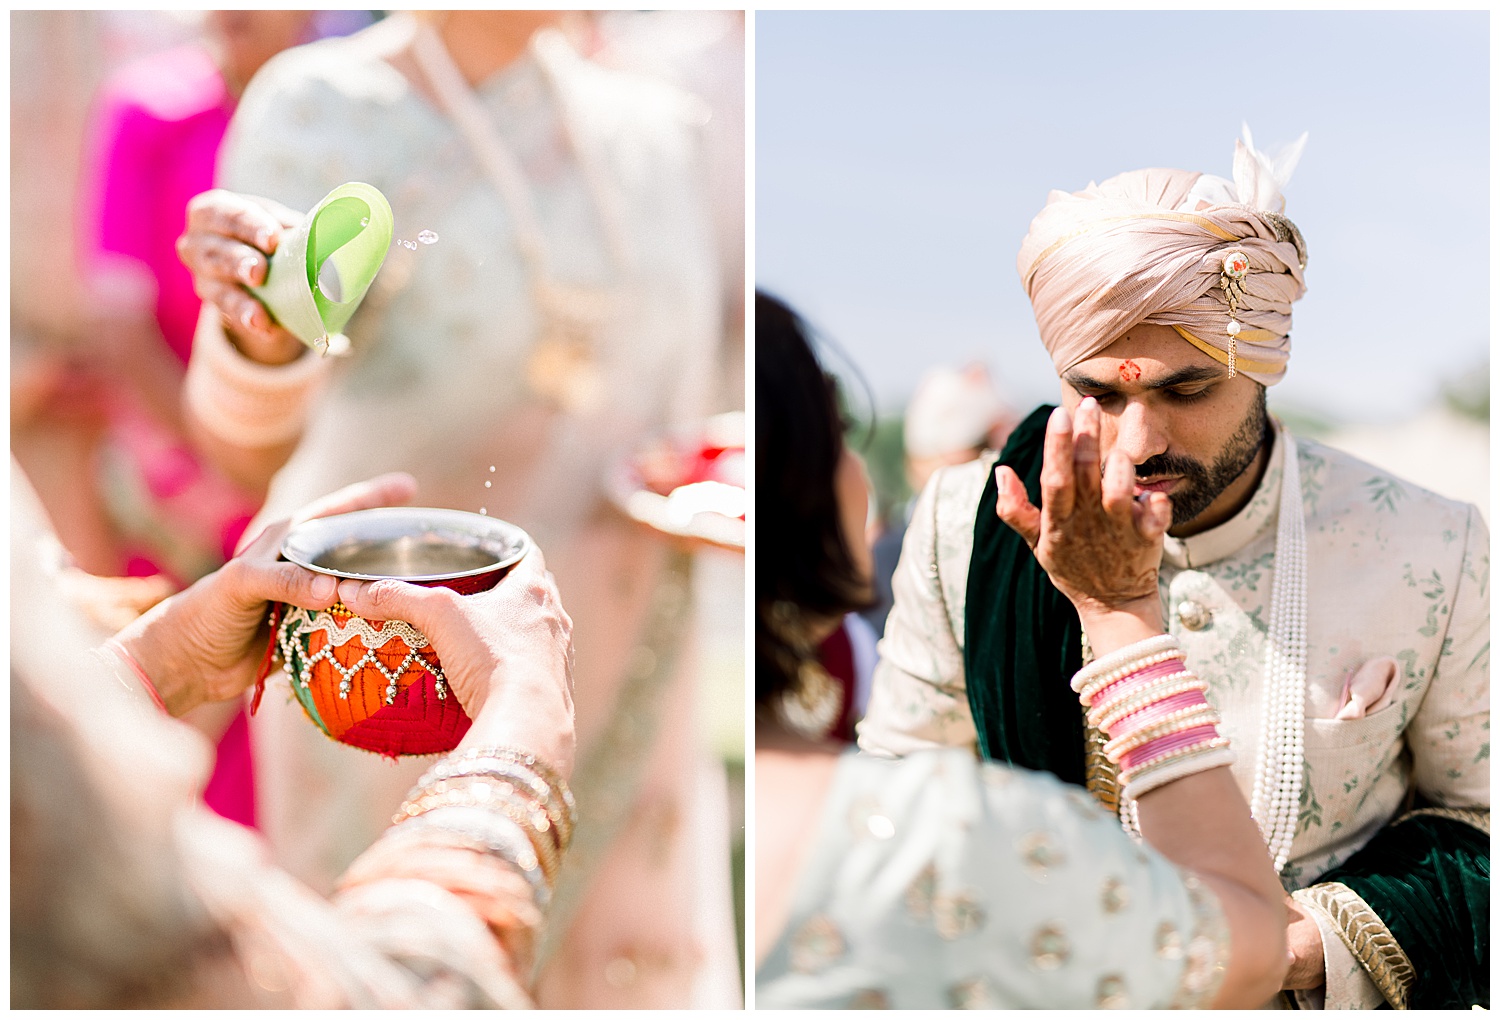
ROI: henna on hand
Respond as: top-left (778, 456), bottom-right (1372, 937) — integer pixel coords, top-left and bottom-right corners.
top-left (995, 399), bottom-right (1170, 614)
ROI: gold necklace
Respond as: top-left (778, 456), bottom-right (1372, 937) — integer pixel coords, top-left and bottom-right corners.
top-left (411, 22), bottom-right (632, 413)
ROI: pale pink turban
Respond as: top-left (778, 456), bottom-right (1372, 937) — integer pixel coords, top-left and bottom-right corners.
top-left (1018, 127), bottom-right (1309, 386)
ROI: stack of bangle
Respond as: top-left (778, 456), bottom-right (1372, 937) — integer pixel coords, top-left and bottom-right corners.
top-left (183, 306), bottom-right (330, 448)
top-left (1072, 634), bottom-right (1234, 801)
top-left (390, 748), bottom-right (575, 906)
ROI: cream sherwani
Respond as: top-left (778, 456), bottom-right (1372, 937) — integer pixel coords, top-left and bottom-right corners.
top-left (858, 421), bottom-right (1489, 1008)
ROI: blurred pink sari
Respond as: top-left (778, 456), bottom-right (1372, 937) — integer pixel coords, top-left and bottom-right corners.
top-left (81, 42), bottom-right (260, 827)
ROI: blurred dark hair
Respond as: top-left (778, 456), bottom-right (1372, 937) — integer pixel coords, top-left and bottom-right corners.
top-left (756, 292), bottom-right (872, 708)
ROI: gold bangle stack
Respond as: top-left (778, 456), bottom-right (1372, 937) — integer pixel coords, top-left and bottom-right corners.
top-left (422, 753), bottom-right (576, 852)
top-left (393, 747), bottom-right (574, 893)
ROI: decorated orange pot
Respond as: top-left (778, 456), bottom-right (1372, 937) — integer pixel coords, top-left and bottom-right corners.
top-left (266, 508), bottom-right (530, 757)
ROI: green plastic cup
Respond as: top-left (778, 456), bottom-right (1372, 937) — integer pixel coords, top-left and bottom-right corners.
top-left (251, 182), bottom-right (394, 352)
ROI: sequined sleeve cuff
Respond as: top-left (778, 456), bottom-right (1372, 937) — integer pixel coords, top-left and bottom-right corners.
top-left (1291, 881), bottom-right (1413, 1009)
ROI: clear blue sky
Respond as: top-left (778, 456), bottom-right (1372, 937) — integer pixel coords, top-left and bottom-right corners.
top-left (756, 11), bottom-right (1489, 424)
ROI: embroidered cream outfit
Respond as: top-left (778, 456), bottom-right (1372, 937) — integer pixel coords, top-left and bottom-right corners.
top-left (192, 16), bottom-right (734, 1007)
top-left (858, 422), bottom-right (1489, 1008)
top-left (756, 748), bottom-right (1230, 1009)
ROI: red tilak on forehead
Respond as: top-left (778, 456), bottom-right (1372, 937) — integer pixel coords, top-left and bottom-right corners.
top-left (1119, 359), bottom-right (1142, 382)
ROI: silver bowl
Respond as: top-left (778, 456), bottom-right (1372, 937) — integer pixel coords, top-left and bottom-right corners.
top-left (281, 507), bottom-right (530, 585)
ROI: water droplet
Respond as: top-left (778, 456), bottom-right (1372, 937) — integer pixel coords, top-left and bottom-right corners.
top-left (488, 465), bottom-right (496, 472)
top-left (484, 480), bottom-right (491, 488)
top-left (479, 507), bottom-right (488, 515)
top-left (398, 239), bottom-right (418, 251)
top-left (417, 229), bottom-right (439, 245)
top-left (360, 216), bottom-right (370, 227)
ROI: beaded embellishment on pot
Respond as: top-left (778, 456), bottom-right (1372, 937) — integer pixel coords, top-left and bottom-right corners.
top-left (276, 602), bottom-right (472, 757)
top-left (263, 507), bottom-right (530, 758)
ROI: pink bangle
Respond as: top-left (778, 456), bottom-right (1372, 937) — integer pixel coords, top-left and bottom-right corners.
top-left (1119, 724), bottom-right (1222, 773)
top-left (1122, 743), bottom-right (1237, 800)
top-left (1082, 656), bottom-right (1187, 707)
top-left (1105, 707), bottom-right (1220, 760)
top-left (1106, 690), bottom-right (1210, 736)
top-left (104, 639), bottom-right (170, 715)
top-left (1089, 673), bottom-right (1203, 731)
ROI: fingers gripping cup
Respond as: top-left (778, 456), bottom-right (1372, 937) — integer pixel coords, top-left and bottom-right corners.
top-left (269, 508), bottom-right (530, 757)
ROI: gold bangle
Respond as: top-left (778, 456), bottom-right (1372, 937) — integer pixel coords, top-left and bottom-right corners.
top-left (409, 773), bottom-right (571, 859)
top-left (421, 758), bottom-right (574, 851)
top-left (421, 747), bottom-right (576, 841)
top-left (401, 776), bottom-right (563, 878)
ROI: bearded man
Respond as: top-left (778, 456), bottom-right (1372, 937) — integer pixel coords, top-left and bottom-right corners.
top-left (857, 132), bottom-right (1489, 1010)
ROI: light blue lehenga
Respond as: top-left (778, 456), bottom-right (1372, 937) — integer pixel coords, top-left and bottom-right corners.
top-left (756, 749), bottom-right (1230, 1009)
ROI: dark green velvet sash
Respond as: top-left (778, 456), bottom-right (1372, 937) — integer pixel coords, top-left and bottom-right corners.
top-left (1316, 812), bottom-right (1489, 1009)
top-left (962, 404), bottom-right (1086, 783)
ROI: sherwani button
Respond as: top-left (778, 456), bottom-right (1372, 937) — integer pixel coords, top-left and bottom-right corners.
top-left (1176, 600), bottom-right (1212, 631)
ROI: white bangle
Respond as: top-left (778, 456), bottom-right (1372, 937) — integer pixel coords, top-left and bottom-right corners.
top-left (184, 304), bottom-right (330, 448)
top-left (1121, 745), bottom-right (1237, 800)
top-left (1072, 634), bottom-right (1183, 694)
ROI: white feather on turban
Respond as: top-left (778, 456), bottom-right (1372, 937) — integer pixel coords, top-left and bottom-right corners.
top-left (1018, 126), bottom-right (1308, 386)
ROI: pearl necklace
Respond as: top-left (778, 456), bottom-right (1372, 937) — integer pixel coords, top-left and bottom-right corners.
top-left (1121, 429), bottom-right (1307, 873)
top-left (1249, 430), bottom-right (1306, 872)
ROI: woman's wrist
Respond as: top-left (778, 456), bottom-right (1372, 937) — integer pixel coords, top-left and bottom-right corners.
top-left (111, 600), bottom-right (202, 718)
top-left (457, 676), bottom-right (574, 780)
top-left (184, 305), bottom-right (330, 449)
top-left (1075, 594), bottom-right (1166, 656)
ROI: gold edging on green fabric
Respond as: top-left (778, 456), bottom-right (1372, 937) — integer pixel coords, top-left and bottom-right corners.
top-left (1291, 881), bottom-right (1414, 1009)
top-left (1080, 631), bottom-right (1125, 813)
top-left (1394, 807), bottom-right (1489, 836)
top-left (1083, 717), bottom-right (1120, 814)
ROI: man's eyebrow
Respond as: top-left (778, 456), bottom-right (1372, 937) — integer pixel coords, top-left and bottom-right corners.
top-left (1064, 365), bottom-right (1225, 392)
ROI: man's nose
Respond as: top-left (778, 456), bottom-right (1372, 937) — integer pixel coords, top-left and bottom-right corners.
top-left (1109, 400), bottom-right (1169, 465)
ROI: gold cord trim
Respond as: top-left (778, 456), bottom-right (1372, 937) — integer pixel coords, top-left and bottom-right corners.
top-left (1171, 325), bottom-right (1284, 375)
top-left (1394, 806), bottom-right (1490, 835)
top-left (1291, 881), bottom-right (1415, 1009)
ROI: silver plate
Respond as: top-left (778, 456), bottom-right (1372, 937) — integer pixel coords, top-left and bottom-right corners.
top-left (281, 507), bottom-right (530, 582)
top-left (604, 412), bottom-right (746, 551)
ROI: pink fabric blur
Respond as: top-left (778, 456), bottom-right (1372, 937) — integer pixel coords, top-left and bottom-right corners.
top-left (83, 44), bottom-right (231, 363)
top-left (1336, 655), bottom-right (1401, 720)
top-left (202, 709), bottom-right (257, 828)
top-left (80, 43), bottom-right (259, 829)
top-left (1017, 134), bottom-right (1309, 386)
